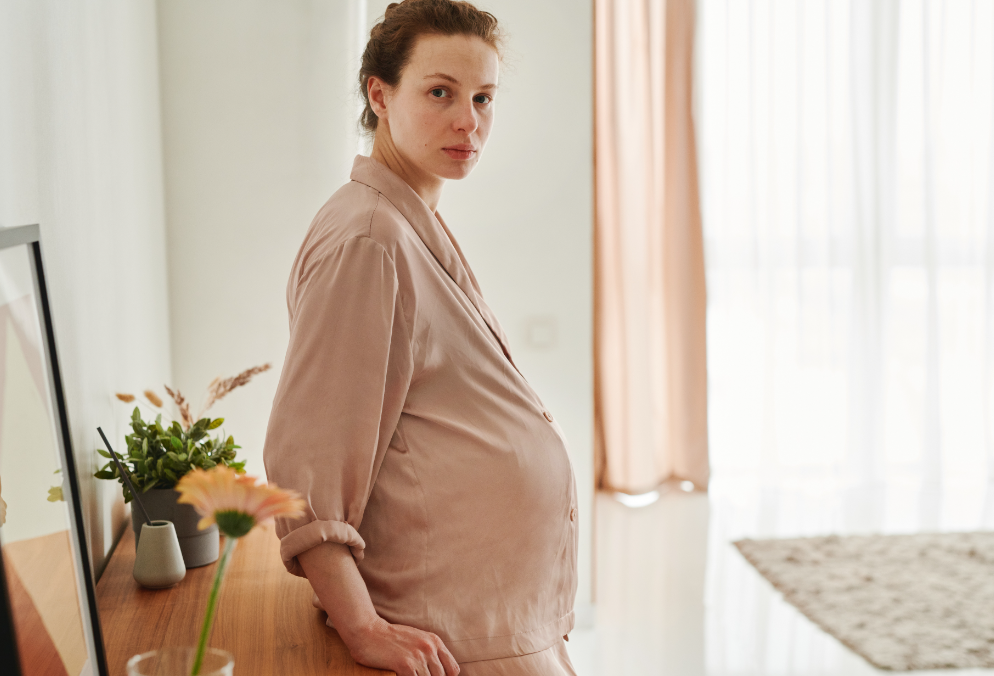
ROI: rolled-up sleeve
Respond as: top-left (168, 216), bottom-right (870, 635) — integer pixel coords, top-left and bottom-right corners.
top-left (264, 235), bottom-right (413, 577)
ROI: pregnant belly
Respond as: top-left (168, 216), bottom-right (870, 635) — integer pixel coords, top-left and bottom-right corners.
top-left (415, 411), bottom-right (574, 542)
top-left (359, 413), bottom-right (577, 634)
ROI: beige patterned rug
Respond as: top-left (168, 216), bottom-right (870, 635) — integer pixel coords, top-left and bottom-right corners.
top-left (735, 532), bottom-right (994, 671)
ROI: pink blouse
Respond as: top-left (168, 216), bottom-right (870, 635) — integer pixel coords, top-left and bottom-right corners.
top-left (264, 155), bottom-right (578, 664)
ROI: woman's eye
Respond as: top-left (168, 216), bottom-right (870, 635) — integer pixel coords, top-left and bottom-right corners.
top-left (430, 88), bottom-right (448, 98)
top-left (473, 94), bottom-right (491, 104)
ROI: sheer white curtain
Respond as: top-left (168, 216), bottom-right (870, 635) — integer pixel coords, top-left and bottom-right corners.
top-left (697, 0), bottom-right (994, 529)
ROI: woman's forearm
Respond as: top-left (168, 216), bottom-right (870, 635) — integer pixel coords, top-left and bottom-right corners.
top-left (297, 541), bottom-right (460, 676)
top-left (297, 542), bottom-right (379, 644)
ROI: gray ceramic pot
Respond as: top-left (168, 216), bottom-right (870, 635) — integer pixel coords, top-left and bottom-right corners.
top-left (131, 487), bottom-right (219, 568)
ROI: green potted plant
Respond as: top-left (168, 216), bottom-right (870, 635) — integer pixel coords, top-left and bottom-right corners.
top-left (95, 365), bottom-right (269, 567)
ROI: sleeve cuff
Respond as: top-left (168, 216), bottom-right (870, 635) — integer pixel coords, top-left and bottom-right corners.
top-left (278, 519), bottom-right (366, 577)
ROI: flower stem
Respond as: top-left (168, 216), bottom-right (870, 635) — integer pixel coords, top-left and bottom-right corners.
top-left (191, 536), bottom-right (237, 675)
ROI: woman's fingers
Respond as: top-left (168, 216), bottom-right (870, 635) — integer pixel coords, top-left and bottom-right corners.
top-left (436, 640), bottom-right (460, 676)
top-left (407, 660), bottom-right (430, 676)
top-left (419, 633), bottom-right (457, 676)
top-left (423, 634), bottom-right (448, 676)
top-left (344, 618), bottom-right (460, 676)
top-left (425, 632), bottom-right (459, 676)
top-left (426, 651), bottom-right (445, 676)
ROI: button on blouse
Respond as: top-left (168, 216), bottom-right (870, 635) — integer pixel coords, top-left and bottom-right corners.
top-left (264, 155), bottom-right (578, 664)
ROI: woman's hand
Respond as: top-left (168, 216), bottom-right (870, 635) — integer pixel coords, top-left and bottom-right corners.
top-left (343, 617), bottom-right (460, 676)
top-left (297, 542), bottom-right (459, 676)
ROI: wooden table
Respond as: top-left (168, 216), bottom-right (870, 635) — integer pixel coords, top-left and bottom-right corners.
top-left (96, 523), bottom-right (390, 676)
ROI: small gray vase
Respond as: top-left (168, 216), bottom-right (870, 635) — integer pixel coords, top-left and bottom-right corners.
top-left (131, 487), bottom-right (218, 568)
top-left (133, 521), bottom-right (186, 588)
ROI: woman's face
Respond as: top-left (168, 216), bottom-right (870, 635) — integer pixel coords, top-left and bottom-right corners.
top-left (373, 33), bottom-right (499, 181)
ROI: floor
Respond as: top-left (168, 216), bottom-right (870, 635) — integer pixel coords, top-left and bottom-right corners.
top-left (565, 472), bottom-right (994, 676)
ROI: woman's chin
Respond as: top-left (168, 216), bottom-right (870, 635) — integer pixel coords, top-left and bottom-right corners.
top-left (432, 155), bottom-right (479, 181)
top-left (441, 165), bottom-right (477, 181)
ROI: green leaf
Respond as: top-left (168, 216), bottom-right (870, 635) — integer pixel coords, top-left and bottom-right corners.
top-left (94, 470), bottom-right (116, 480)
top-left (96, 447), bottom-right (111, 459)
top-left (109, 407), bottom-right (242, 487)
top-left (132, 407), bottom-right (141, 423)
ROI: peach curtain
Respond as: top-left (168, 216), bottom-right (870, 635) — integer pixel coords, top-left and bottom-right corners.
top-left (594, 0), bottom-right (709, 493)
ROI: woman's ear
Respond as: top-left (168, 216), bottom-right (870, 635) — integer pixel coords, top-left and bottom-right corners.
top-left (368, 77), bottom-right (389, 122)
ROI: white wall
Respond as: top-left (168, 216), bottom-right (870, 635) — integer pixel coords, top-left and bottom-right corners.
top-left (160, 0), bottom-right (595, 613)
top-left (0, 0), bottom-right (173, 574)
top-left (156, 0), bottom-right (365, 477)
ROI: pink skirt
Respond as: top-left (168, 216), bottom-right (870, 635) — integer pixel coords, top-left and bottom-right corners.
top-left (458, 640), bottom-right (577, 676)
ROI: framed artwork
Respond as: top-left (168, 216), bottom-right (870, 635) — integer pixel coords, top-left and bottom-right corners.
top-left (0, 224), bottom-right (108, 676)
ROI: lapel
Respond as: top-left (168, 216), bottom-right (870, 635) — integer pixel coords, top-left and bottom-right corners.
top-left (350, 155), bottom-right (516, 367)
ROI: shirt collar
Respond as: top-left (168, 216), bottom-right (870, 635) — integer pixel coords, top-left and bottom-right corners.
top-left (349, 155), bottom-right (514, 365)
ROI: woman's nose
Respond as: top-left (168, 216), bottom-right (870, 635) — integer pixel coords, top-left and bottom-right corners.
top-left (452, 99), bottom-right (479, 134)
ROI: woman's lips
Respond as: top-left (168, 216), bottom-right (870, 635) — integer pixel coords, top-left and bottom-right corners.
top-left (443, 146), bottom-right (476, 160)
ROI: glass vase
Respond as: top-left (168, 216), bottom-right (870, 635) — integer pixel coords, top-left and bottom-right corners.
top-left (126, 647), bottom-right (234, 676)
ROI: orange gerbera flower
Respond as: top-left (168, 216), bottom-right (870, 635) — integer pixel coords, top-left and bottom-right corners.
top-left (176, 466), bottom-right (305, 674)
top-left (176, 466), bottom-right (305, 538)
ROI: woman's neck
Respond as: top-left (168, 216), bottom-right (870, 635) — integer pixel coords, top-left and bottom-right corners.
top-left (370, 131), bottom-right (444, 212)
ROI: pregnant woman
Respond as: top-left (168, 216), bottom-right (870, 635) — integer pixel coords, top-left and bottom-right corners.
top-left (264, 2), bottom-right (578, 675)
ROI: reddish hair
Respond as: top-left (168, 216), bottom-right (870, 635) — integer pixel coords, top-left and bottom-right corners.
top-left (359, 0), bottom-right (503, 134)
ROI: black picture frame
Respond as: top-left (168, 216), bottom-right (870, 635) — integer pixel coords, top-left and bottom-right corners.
top-left (0, 548), bottom-right (21, 675)
top-left (0, 224), bottom-right (109, 676)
